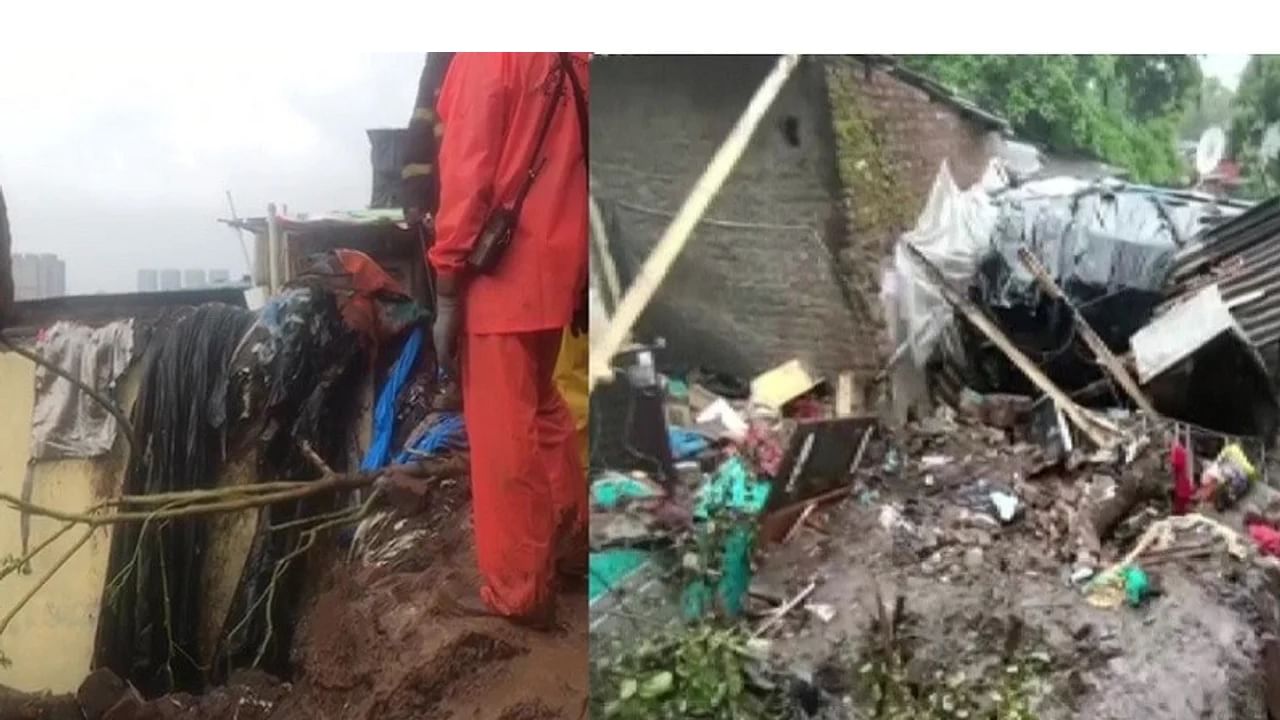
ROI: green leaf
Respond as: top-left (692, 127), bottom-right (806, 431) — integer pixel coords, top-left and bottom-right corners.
top-left (639, 671), bottom-right (674, 699)
top-left (619, 677), bottom-right (638, 700)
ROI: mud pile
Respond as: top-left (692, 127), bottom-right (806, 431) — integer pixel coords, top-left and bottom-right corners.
top-left (751, 411), bottom-right (1280, 719)
top-left (5, 480), bottom-right (586, 720)
top-left (273, 488), bottom-right (588, 720)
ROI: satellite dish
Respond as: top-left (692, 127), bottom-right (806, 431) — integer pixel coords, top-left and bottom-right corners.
top-left (1196, 127), bottom-right (1226, 176)
top-left (1261, 123), bottom-right (1280, 162)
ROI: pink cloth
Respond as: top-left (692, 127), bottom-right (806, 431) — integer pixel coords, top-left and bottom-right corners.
top-left (1171, 441), bottom-right (1194, 515)
top-left (1248, 522), bottom-right (1280, 558)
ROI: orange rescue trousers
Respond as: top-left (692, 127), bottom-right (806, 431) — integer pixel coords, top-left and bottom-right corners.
top-left (462, 329), bottom-right (588, 619)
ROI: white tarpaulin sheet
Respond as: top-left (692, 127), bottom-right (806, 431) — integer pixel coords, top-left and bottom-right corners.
top-left (887, 159), bottom-right (1007, 368)
top-left (30, 320), bottom-right (136, 459)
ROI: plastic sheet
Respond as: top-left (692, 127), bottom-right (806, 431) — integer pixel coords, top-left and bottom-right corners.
top-left (966, 183), bottom-right (1214, 394)
top-left (362, 327), bottom-right (426, 471)
top-left (978, 187), bottom-right (1182, 312)
top-left (888, 160), bottom-right (1005, 368)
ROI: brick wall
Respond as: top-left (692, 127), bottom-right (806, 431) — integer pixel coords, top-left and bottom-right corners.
top-left (824, 57), bottom-right (1001, 375)
top-left (592, 55), bottom-right (998, 385)
top-left (592, 55), bottom-right (860, 380)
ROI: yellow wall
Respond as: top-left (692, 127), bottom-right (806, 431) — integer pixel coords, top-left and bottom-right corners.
top-left (0, 348), bottom-right (375, 693)
top-left (0, 351), bottom-right (130, 693)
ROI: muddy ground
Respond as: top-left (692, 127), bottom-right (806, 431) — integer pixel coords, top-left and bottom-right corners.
top-left (751, 414), bottom-right (1280, 719)
top-left (0, 478), bottom-right (587, 720)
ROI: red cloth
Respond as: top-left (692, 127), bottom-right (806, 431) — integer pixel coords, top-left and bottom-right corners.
top-left (462, 330), bottom-right (587, 618)
top-left (428, 52), bottom-right (589, 335)
top-left (1249, 522), bottom-right (1280, 558)
top-left (1171, 440), bottom-right (1193, 515)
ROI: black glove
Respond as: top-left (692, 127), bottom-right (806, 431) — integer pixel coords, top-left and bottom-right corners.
top-left (433, 293), bottom-right (461, 378)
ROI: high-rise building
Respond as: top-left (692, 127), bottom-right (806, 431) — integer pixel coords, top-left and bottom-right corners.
top-left (137, 269), bottom-right (159, 293)
top-left (159, 269), bottom-right (182, 291)
top-left (12, 253), bottom-right (66, 300)
top-left (183, 269), bottom-right (207, 289)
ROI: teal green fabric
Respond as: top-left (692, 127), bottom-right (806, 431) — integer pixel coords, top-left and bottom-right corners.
top-left (589, 474), bottom-right (661, 605)
top-left (1123, 566), bottom-right (1151, 607)
top-left (589, 549), bottom-right (651, 605)
top-left (695, 456), bottom-right (772, 518)
top-left (593, 472), bottom-right (659, 509)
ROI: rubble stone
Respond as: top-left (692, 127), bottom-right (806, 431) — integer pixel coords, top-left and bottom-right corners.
top-left (77, 668), bottom-right (128, 720)
top-left (963, 547), bottom-right (984, 569)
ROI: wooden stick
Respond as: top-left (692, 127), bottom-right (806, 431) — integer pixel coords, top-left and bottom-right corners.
top-left (588, 187), bottom-right (622, 314)
top-left (0, 527), bottom-right (96, 636)
top-left (589, 55), bottom-right (802, 391)
top-left (752, 580), bottom-right (816, 639)
top-left (1016, 247), bottom-right (1158, 416)
top-left (902, 243), bottom-right (1115, 449)
top-left (782, 503), bottom-right (818, 544)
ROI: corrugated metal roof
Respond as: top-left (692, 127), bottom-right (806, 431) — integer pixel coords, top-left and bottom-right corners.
top-left (1169, 196), bottom-right (1280, 348)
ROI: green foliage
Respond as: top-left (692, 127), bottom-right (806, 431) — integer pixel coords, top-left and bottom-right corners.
top-left (1230, 55), bottom-right (1280, 191)
top-left (1180, 76), bottom-right (1235, 139)
top-left (853, 600), bottom-right (1050, 719)
top-left (900, 55), bottom-right (1201, 185)
top-left (591, 625), bottom-right (777, 720)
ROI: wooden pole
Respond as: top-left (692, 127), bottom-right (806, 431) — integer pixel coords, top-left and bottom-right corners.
top-left (266, 203), bottom-right (282, 294)
top-left (1015, 247), bottom-right (1159, 417)
top-left (589, 55), bottom-right (802, 391)
top-left (903, 243), bottom-right (1114, 449)
top-left (588, 186), bottom-right (621, 314)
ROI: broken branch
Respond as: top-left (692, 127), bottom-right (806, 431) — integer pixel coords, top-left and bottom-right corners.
top-left (752, 580), bottom-right (816, 639)
top-left (1016, 247), bottom-right (1158, 417)
top-left (902, 243), bottom-right (1116, 449)
top-left (0, 526), bottom-right (96, 636)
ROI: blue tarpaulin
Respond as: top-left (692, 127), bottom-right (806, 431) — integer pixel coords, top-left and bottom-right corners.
top-left (361, 326), bottom-right (425, 471)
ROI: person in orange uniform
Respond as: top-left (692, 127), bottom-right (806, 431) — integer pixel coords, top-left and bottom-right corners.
top-left (428, 52), bottom-right (589, 626)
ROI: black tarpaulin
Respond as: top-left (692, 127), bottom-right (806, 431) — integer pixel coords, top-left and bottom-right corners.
top-left (963, 187), bottom-right (1205, 396)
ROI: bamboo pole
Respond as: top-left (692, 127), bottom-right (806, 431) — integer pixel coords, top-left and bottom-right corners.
top-left (589, 54), bottom-right (802, 391)
top-left (588, 185), bottom-right (621, 313)
top-left (1016, 247), bottom-right (1159, 417)
top-left (903, 243), bottom-right (1115, 449)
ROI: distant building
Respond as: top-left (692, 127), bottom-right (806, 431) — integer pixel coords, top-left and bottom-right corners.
top-left (159, 269), bottom-right (182, 291)
top-left (13, 253), bottom-right (66, 300)
top-left (183, 269), bottom-right (207, 289)
top-left (208, 269), bottom-right (231, 286)
top-left (137, 269), bottom-right (159, 293)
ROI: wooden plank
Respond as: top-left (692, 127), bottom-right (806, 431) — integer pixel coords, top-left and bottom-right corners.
top-left (902, 242), bottom-right (1114, 449)
top-left (836, 371), bottom-right (855, 417)
top-left (1016, 247), bottom-right (1159, 417)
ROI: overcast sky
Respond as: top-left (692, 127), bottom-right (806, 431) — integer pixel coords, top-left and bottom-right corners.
top-left (0, 53), bottom-right (1257, 295)
top-left (0, 51), bottom-right (423, 294)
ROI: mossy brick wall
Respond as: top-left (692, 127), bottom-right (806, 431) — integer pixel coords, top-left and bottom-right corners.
top-left (823, 57), bottom-right (999, 371)
top-left (592, 56), bottom-right (996, 382)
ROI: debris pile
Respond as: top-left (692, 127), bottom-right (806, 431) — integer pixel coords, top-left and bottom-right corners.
top-left (590, 171), bottom-right (1280, 718)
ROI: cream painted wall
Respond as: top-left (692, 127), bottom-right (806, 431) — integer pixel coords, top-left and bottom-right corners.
top-left (0, 345), bottom-right (375, 693)
top-left (0, 351), bottom-right (130, 693)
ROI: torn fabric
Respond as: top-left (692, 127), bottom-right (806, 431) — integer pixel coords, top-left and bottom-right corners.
top-left (29, 320), bottom-right (136, 460)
